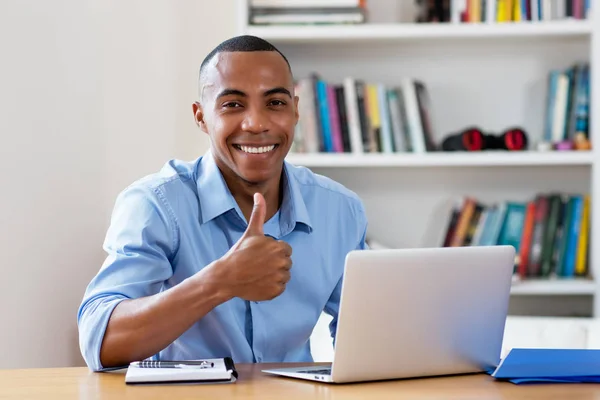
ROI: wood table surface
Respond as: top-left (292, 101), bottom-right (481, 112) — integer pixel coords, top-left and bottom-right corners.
top-left (1, 362), bottom-right (598, 399)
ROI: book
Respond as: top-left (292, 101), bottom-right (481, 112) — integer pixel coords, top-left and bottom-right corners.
top-left (250, 0), bottom-right (361, 7)
top-left (125, 358), bottom-right (238, 384)
top-left (491, 348), bottom-right (600, 384)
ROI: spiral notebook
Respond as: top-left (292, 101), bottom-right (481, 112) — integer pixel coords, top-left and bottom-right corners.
top-left (125, 357), bottom-right (238, 384)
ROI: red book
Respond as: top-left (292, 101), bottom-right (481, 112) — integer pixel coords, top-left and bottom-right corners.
top-left (517, 201), bottom-right (536, 278)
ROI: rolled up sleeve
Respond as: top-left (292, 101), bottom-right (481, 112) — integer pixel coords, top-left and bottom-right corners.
top-left (77, 184), bottom-right (177, 371)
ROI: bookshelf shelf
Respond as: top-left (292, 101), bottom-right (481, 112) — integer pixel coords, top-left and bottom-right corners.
top-left (246, 20), bottom-right (592, 42)
top-left (510, 279), bottom-right (597, 295)
top-left (286, 151), bottom-right (594, 168)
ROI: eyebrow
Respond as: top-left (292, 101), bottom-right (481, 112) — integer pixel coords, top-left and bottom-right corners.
top-left (216, 87), bottom-right (292, 100)
top-left (264, 87), bottom-right (292, 98)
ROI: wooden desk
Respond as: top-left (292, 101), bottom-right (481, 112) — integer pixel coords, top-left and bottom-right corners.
top-left (1, 363), bottom-right (598, 399)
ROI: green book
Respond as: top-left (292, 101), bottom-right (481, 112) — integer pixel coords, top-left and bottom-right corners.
top-left (540, 195), bottom-right (561, 277)
top-left (556, 196), bottom-right (574, 277)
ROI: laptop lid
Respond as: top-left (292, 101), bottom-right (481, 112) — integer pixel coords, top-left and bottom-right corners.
top-left (330, 245), bottom-right (515, 383)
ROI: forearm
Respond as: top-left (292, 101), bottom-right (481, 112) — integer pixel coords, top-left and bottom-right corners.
top-left (99, 264), bottom-right (231, 368)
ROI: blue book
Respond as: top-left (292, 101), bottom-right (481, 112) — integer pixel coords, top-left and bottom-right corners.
top-left (563, 196), bottom-right (583, 277)
top-left (316, 80), bottom-right (333, 152)
top-left (490, 348), bottom-right (600, 384)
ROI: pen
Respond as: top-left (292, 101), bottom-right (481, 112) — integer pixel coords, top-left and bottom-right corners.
top-left (130, 360), bottom-right (214, 369)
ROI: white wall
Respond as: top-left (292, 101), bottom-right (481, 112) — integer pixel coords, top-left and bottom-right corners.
top-left (0, 0), bottom-right (235, 369)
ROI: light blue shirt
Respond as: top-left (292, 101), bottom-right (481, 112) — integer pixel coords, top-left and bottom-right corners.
top-left (78, 151), bottom-right (368, 371)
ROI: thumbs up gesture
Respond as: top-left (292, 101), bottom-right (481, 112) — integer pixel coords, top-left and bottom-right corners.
top-left (217, 193), bottom-right (293, 301)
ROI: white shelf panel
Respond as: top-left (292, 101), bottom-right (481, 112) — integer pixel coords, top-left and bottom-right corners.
top-left (246, 20), bottom-right (592, 42)
top-left (510, 279), bottom-right (596, 295)
top-left (285, 151), bottom-right (594, 168)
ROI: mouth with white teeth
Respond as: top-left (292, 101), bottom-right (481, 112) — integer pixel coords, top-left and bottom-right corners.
top-left (233, 144), bottom-right (278, 155)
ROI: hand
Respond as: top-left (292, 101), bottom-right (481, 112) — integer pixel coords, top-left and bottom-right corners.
top-left (214, 192), bottom-right (293, 302)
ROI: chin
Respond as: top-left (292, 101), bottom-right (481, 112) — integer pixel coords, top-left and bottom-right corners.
top-left (238, 169), bottom-right (276, 185)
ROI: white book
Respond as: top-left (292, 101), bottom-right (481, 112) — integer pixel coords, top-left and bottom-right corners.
top-left (451, 0), bottom-right (466, 23)
top-left (554, 0), bottom-right (565, 19)
top-left (297, 78), bottom-right (320, 153)
top-left (401, 78), bottom-right (426, 153)
top-left (542, 0), bottom-right (552, 20)
top-left (387, 89), bottom-right (407, 152)
top-left (551, 73), bottom-right (569, 143)
top-left (251, 12), bottom-right (364, 24)
top-left (343, 77), bottom-right (365, 154)
top-left (530, 0), bottom-right (539, 21)
top-left (125, 358), bottom-right (237, 384)
top-left (486, 0), bottom-right (497, 23)
top-left (251, 0), bottom-right (360, 8)
top-left (471, 209), bottom-right (489, 246)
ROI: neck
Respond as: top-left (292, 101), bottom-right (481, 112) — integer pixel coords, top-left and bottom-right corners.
top-left (218, 164), bottom-right (284, 225)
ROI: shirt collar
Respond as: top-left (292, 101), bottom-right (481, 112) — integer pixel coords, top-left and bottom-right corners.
top-left (195, 151), bottom-right (313, 234)
top-left (195, 151), bottom-right (238, 224)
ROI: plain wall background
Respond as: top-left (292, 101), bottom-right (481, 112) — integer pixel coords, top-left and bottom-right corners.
top-left (0, 0), bottom-right (236, 369)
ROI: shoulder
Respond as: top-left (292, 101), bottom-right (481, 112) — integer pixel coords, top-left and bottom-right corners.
top-left (285, 162), bottom-right (366, 218)
top-left (124, 158), bottom-right (198, 196)
top-left (111, 158), bottom-right (200, 221)
top-left (107, 158), bottom-right (201, 249)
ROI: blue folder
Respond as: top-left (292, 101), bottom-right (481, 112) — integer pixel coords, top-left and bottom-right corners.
top-left (489, 348), bottom-right (600, 384)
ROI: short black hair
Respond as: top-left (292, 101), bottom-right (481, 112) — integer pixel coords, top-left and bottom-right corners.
top-left (198, 35), bottom-right (291, 97)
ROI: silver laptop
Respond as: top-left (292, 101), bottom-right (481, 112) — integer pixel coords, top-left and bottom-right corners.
top-left (262, 245), bottom-right (515, 383)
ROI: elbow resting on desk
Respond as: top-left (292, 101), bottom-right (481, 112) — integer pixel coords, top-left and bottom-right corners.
top-left (78, 269), bottom-right (230, 371)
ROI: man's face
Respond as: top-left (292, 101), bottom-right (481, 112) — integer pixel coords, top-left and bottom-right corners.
top-left (195, 51), bottom-right (298, 185)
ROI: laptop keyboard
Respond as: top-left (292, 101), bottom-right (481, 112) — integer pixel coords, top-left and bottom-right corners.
top-left (297, 368), bottom-right (331, 375)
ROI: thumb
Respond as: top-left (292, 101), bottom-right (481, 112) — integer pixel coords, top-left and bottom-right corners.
top-left (245, 192), bottom-right (266, 236)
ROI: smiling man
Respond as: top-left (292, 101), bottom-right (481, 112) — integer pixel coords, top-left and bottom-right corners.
top-left (77, 35), bottom-right (368, 371)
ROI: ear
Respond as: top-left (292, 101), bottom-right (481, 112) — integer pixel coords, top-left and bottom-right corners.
top-left (192, 101), bottom-right (209, 134)
top-left (293, 95), bottom-right (300, 125)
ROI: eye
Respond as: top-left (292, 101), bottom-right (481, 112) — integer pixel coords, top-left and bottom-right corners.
top-left (223, 102), bottom-right (242, 108)
top-left (269, 99), bottom-right (286, 107)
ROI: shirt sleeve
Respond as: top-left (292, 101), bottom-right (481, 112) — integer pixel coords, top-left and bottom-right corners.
top-left (77, 184), bottom-right (177, 371)
top-left (323, 199), bottom-right (369, 343)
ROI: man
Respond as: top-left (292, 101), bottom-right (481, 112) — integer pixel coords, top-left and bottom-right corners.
top-left (78, 35), bottom-right (368, 371)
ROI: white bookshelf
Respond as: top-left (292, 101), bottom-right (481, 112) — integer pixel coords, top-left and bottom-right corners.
top-left (286, 151), bottom-right (594, 168)
top-left (510, 278), bottom-right (596, 296)
top-left (247, 20), bottom-right (592, 42)
top-left (238, 1), bottom-right (600, 317)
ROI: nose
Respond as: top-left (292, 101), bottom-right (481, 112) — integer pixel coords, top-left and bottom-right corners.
top-left (241, 105), bottom-right (269, 134)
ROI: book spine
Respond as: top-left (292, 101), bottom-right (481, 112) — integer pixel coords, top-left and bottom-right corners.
top-left (342, 78), bottom-right (364, 153)
top-left (540, 195), bottom-right (561, 276)
top-left (326, 84), bottom-right (344, 152)
top-left (518, 201), bottom-right (536, 278)
top-left (335, 85), bottom-right (352, 152)
top-left (450, 198), bottom-right (476, 247)
top-left (377, 84), bottom-right (394, 153)
top-left (563, 196), bottom-right (583, 277)
top-left (575, 195), bottom-right (590, 276)
top-left (316, 80), bottom-right (333, 152)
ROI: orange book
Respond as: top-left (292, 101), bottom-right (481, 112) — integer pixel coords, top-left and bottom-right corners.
top-left (517, 201), bottom-right (536, 278)
top-left (450, 198), bottom-right (476, 247)
top-left (468, 0), bottom-right (481, 22)
top-left (505, 0), bottom-right (515, 20)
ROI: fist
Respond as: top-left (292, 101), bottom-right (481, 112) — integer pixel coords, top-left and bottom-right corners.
top-left (217, 193), bottom-right (293, 301)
